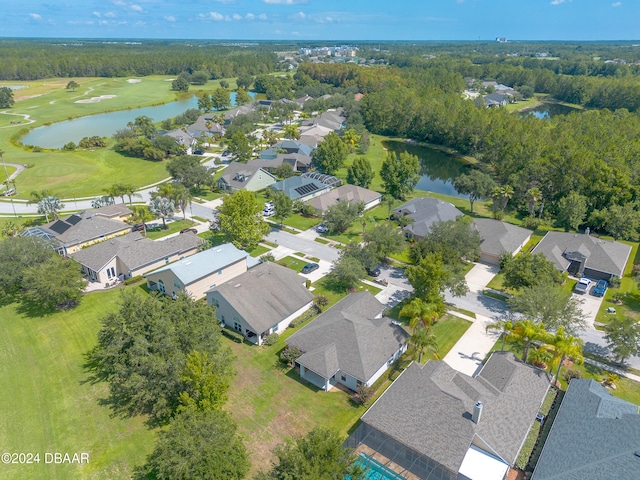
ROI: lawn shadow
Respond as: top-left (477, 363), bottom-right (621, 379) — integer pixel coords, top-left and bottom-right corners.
top-left (14, 298), bottom-right (57, 318)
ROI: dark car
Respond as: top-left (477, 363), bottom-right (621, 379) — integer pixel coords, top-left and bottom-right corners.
top-left (366, 267), bottom-right (381, 277)
top-left (193, 149), bottom-right (205, 155)
top-left (180, 228), bottom-right (198, 234)
top-left (301, 263), bottom-right (319, 274)
top-left (593, 279), bottom-right (608, 297)
top-left (132, 223), bottom-right (145, 232)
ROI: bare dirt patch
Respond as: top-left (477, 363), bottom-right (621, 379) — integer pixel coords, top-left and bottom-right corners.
top-left (127, 79), bottom-right (142, 84)
top-left (75, 95), bottom-right (117, 104)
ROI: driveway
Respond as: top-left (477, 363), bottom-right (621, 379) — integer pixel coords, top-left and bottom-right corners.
top-left (443, 313), bottom-right (501, 376)
top-left (266, 228), bottom-right (340, 263)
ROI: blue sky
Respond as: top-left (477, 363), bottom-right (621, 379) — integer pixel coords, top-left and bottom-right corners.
top-left (2, 1), bottom-right (637, 41)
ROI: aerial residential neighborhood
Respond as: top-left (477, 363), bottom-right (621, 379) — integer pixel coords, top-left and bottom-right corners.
top-left (2, 4), bottom-right (640, 480)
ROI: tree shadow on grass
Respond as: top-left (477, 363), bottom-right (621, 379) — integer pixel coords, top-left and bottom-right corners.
top-left (14, 298), bottom-right (57, 318)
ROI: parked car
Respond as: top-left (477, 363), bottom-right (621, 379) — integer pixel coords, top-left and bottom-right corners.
top-left (4, 188), bottom-right (15, 196)
top-left (263, 210), bottom-right (275, 217)
top-left (132, 223), bottom-right (145, 232)
top-left (574, 277), bottom-right (592, 294)
top-left (366, 266), bottom-right (381, 277)
top-left (316, 223), bottom-right (329, 234)
top-left (180, 228), bottom-right (198, 234)
top-left (592, 279), bottom-right (608, 297)
top-left (193, 149), bottom-right (205, 155)
top-left (301, 263), bottom-right (319, 274)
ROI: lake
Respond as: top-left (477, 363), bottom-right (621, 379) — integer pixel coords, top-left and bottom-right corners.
top-left (382, 140), bottom-right (471, 198)
top-left (521, 102), bottom-right (580, 120)
top-left (22, 91), bottom-right (254, 149)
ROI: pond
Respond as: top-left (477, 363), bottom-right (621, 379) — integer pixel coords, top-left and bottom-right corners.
top-left (382, 140), bottom-right (471, 198)
top-left (22, 91), bottom-right (255, 149)
top-left (521, 102), bottom-right (580, 120)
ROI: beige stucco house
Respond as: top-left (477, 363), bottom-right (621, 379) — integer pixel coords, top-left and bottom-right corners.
top-left (144, 243), bottom-right (259, 300)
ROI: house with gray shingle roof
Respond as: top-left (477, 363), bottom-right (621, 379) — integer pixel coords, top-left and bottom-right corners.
top-left (473, 218), bottom-right (532, 265)
top-left (348, 352), bottom-right (551, 480)
top-left (21, 203), bottom-right (133, 255)
top-left (393, 198), bottom-right (463, 239)
top-left (269, 175), bottom-right (330, 201)
top-left (144, 243), bottom-right (259, 300)
top-left (163, 129), bottom-right (197, 154)
top-left (304, 184), bottom-right (382, 216)
top-left (206, 262), bottom-right (313, 345)
top-left (531, 232), bottom-right (631, 280)
top-left (531, 379), bottom-right (640, 480)
top-left (286, 292), bottom-right (410, 392)
top-left (72, 231), bottom-right (201, 285)
top-left (217, 161), bottom-right (277, 193)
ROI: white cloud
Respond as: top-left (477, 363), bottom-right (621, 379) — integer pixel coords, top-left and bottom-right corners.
top-left (550, 0), bottom-right (571, 5)
top-left (111, 0), bottom-right (126, 5)
top-left (245, 13), bottom-right (255, 20)
top-left (29, 13), bottom-right (42, 20)
top-left (164, 15), bottom-right (176, 22)
top-left (259, 13), bottom-right (268, 20)
top-left (264, 0), bottom-right (308, 4)
top-left (612, 1), bottom-right (622, 6)
top-left (131, 4), bottom-right (143, 12)
top-left (105, 12), bottom-right (117, 18)
top-left (290, 11), bottom-right (306, 20)
top-left (92, 11), bottom-right (101, 18)
top-left (215, 0), bottom-right (237, 3)
top-left (232, 13), bottom-right (242, 20)
top-left (200, 11), bottom-right (228, 21)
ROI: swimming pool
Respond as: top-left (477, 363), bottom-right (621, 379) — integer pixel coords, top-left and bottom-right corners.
top-left (357, 453), bottom-right (407, 480)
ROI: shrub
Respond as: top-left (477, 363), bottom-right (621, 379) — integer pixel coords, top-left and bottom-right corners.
top-left (522, 216), bottom-right (541, 230)
top-left (221, 327), bottom-right (244, 343)
top-left (280, 345), bottom-right (302, 367)
top-left (305, 279), bottom-right (311, 289)
top-left (124, 275), bottom-right (143, 285)
top-left (563, 369), bottom-right (583, 383)
top-left (609, 276), bottom-right (621, 289)
top-left (354, 383), bottom-right (373, 406)
top-left (313, 294), bottom-right (329, 312)
top-left (263, 333), bottom-right (280, 346)
top-left (260, 253), bottom-right (276, 263)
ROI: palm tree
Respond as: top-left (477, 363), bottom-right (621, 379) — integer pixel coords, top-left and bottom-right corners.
top-left (37, 196), bottom-right (64, 222)
top-left (171, 184), bottom-right (193, 220)
top-left (486, 319), bottom-right (514, 352)
top-left (341, 129), bottom-right (359, 153)
top-left (148, 196), bottom-right (175, 229)
top-left (526, 188), bottom-right (542, 217)
top-left (399, 298), bottom-right (443, 333)
top-left (491, 186), bottom-right (502, 215)
top-left (543, 326), bottom-right (584, 383)
top-left (122, 184), bottom-right (142, 205)
top-left (410, 326), bottom-right (438, 364)
top-left (131, 205), bottom-right (154, 237)
top-left (500, 185), bottom-right (514, 211)
top-left (361, 214), bottom-right (375, 237)
top-left (511, 320), bottom-right (549, 363)
top-left (283, 124), bottom-right (300, 140)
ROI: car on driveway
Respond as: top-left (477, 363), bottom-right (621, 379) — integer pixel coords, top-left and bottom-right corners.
top-left (301, 263), bottom-right (319, 274)
top-left (316, 223), bottom-right (329, 234)
top-left (193, 149), bottom-right (205, 155)
top-left (366, 266), bottom-right (381, 277)
top-left (180, 228), bottom-right (198, 234)
top-left (592, 279), bottom-right (608, 297)
top-left (574, 277), bottom-right (592, 294)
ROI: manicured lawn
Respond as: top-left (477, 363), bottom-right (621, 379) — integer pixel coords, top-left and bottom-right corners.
top-left (426, 315), bottom-right (473, 361)
top-left (594, 240), bottom-right (640, 326)
top-left (277, 255), bottom-right (311, 272)
top-left (191, 189), bottom-right (222, 202)
top-left (249, 244), bottom-right (271, 257)
top-left (0, 290), bottom-right (155, 480)
top-left (224, 326), bottom-right (367, 477)
top-left (311, 276), bottom-right (382, 308)
top-left (145, 219), bottom-right (195, 239)
top-left (1, 165), bottom-right (16, 184)
top-left (282, 213), bottom-right (321, 231)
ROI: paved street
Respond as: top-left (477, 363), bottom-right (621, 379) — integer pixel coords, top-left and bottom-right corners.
top-left (265, 228), bottom-right (340, 263)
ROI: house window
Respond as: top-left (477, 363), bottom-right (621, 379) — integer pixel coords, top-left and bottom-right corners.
top-left (340, 374), bottom-right (347, 382)
top-left (173, 280), bottom-right (181, 289)
top-left (218, 269), bottom-right (223, 275)
top-left (233, 321), bottom-right (242, 333)
top-left (165, 257), bottom-right (169, 264)
top-left (106, 267), bottom-right (115, 279)
top-left (157, 279), bottom-right (166, 294)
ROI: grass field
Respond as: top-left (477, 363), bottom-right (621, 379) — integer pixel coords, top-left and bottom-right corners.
top-left (145, 219), bottom-right (195, 239)
top-left (0, 290), bottom-right (154, 480)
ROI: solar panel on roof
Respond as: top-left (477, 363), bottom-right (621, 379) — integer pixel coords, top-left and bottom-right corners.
top-left (49, 220), bottom-right (71, 235)
top-left (66, 215), bottom-right (82, 225)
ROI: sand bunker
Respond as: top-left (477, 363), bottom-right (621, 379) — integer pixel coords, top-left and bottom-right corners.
top-left (127, 79), bottom-right (142, 83)
top-left (75, 95), bottom-right (116, 104)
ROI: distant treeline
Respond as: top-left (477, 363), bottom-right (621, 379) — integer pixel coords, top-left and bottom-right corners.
top-left (0, 40), bottom-right (278, 80)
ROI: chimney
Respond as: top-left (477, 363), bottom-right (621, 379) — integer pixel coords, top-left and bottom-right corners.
top-left (472, 401), bottom-right (483, 424)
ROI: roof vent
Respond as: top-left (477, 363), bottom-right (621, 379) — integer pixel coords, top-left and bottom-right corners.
top-left (234, 283), bottom-right (241, 288)
top-left (635, 451), bottom-right (640, 458)
top-left (472, 401), bottom-right (483, 424)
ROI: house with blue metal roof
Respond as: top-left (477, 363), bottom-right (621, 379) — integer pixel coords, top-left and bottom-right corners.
top-left (144, 243), bottom-right (259, 300)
